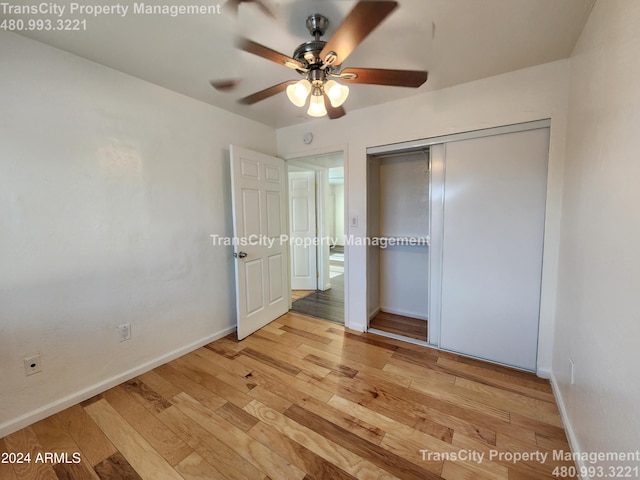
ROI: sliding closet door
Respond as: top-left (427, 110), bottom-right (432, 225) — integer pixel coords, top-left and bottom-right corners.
top-left (439, 128), bottom-right (549, 371)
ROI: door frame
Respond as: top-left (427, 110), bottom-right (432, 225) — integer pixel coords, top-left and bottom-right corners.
top-left (283, 146), bottom-right (349, 326)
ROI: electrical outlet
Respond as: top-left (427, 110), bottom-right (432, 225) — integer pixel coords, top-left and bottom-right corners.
top-left (350, 215), bottom-right (358, 227)
top-left (569, 357), bottom-right (575, 385)
top-left (118, 323), bottom-right (131, 342)
top-left (24, 354), bottom-right (42, 376)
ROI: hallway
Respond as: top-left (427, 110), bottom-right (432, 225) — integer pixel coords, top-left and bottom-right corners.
top-left (291, 246), bottom-right (344, 324)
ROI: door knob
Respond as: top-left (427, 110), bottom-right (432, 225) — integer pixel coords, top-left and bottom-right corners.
top-left (234, 251), bottom-right (248, 259)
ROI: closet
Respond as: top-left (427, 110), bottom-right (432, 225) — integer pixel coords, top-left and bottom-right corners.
top-left (366, 120), bottom-right (550, 371)
top-left (367, 150), bottom-right (431, 342)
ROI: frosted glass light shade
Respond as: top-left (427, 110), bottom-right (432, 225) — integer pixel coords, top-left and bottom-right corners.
top-left (324, 80), bottom-right (349, 107)
top-left (286, 79), bottom-right (311, 107)
top-left (307, 94), bottom-right (327, 117)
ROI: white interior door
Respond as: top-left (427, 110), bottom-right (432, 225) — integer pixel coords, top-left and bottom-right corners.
top-left (230, 145), bottom-right (288, 340)
top-left (439, 128), bottom-right (549, 371)
top-left (288, 171), bottom-right (317, 290)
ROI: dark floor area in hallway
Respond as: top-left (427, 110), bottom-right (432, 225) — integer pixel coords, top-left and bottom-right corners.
top-left (291, 274), bottom-right (344, 324)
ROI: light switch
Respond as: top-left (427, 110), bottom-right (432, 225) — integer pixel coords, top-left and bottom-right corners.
top-left (350, 215), bottom-right (358, 227)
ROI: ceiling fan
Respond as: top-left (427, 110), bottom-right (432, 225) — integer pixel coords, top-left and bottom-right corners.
top-left (224, 0), bottom-right (275, 19)
top-left (211, 0), bottom-right (428, 119)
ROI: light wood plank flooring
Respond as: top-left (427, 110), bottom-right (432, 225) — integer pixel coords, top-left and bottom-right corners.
top-left (370, 311), bottom-right (428, 341)
top-left (291, 290), bottom-right (315, 302)
top-left (1, 312), bottom-right (575, 480)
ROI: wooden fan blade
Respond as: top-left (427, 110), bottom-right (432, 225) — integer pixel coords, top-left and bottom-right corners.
top-left (340, 68), bottom-right (428, 87)
top-left (238, 38), bottom-right (303, 70)
top-left (225, 0), bottom-right (275, 19)
top-left (320, 1), bottom-right (398, 66)
top-left (323, 93), bottom-right (346, 120)
top-left (239, 80), bottom-right (296, 105)
top-left (225, 0), bottom-right (239, 15)
top-left (210, 79), bottom-right (242, 91)
top-left (254, 0), bottom-right (276, 19)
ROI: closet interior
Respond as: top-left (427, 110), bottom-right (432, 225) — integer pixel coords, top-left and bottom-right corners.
top-left (367, 149), bottom-right (431, 342)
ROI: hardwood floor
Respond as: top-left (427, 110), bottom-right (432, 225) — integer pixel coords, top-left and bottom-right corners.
top-left (291, 290), bottom-right (315, 302)
top-left (1, 312), bottom-right (575, 480)
top-left (370, 311), bottom-right (428, 341)
top-left (291, 274), bottom-right (344, 324)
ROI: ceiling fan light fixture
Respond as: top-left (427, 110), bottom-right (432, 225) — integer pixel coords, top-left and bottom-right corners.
top-left (307, 90), bottom-right (327, 117)
top-left (286, 79), bottom-right (311, 107)
top-left (324, 80), bottom-right (349, 108)
top-left (214, 2), bottom-right (428, 121)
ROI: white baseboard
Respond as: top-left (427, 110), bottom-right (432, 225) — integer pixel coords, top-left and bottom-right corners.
top-left (549, 372), bottom-right (587, 479)
top-left (345, 316), bottom-right (367, 332)
top-left (537, 367), bottom-right (551, 379)
top-left (368, 307), bottom-right (381, 321)
top-left (345, 317), bottom-right (367, 332)
top-left (0, 325), bottom-right (236, 438)
top-left (380, 306), bottom-right (429, 321)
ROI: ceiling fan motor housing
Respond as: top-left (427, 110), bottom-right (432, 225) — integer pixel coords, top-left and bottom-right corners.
top-left (306, 14), bottom-right (329, 38)
top-left (293, 40), bottom-right (327, 69)
top-left (308, 68), bottom-right (326, 87)
top-left (293, 14), bottom-right (337, 73)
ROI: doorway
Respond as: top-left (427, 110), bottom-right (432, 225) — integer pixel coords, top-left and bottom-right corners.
top-left (287, 152), bottom-right (345, 324)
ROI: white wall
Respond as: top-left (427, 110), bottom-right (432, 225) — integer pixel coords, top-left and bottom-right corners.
top-left (553, 0), bottom-right (640, 470)
top-left (0, 32), bottom-right (276, 436)
top-left (277, 59), bottom-right (570, 375)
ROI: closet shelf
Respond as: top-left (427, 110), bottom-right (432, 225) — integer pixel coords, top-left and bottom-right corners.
top-left (374, 236), bottom-right (430, 247)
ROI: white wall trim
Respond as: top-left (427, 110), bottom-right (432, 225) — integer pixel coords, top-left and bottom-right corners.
top-left (368, 307), bottom-right (381, 321)
top-left (280, 144), bottom-right (350, 162)
top-left (379, 307), bottom-right (429, 321)
top-left (348, 319), bottom-right (367, 333)
top-left (0, 325), bottom-right (235, 438)
top-left (549, 372), bottom-right (586, 479)
top-left (536, 367), bottom-right (551, 379)
top-left (315, 170), bottom-right (328, 292)
top-left (367, 119), bottom-right (552, 155)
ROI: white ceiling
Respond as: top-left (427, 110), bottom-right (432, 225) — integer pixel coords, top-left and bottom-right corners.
top-left (6, 0), bottom-right (595, 128)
